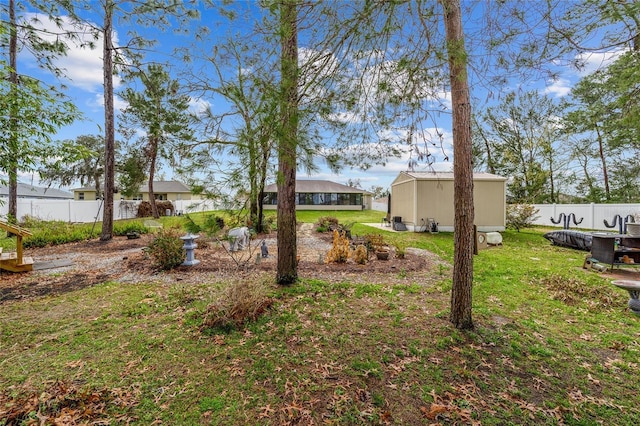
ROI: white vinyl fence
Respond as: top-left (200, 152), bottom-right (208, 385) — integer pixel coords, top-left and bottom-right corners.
top-left (531, 203), bottom-right (640, 231)
top-left (0, 197), bottom-right (220, 223)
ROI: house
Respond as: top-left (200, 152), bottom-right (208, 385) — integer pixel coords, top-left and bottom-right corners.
top-left (72, 180), bottom-right (200, 202)
top-left (263, 179), bottom-right (373, 210)
top-left (390, 171), bottom-right (507, 232)
top-left (0, 183), bottom-right (73, 200)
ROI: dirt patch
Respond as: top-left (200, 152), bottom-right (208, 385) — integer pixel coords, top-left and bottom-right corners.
top-left (0, 225), bottom-right (446, 304)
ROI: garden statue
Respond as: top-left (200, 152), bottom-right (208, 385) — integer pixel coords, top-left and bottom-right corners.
top-left (228, 227), bottom-right (250, 252)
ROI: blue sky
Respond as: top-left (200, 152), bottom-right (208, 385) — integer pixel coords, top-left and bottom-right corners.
top-left (13, 2), bottom-right (623, 193)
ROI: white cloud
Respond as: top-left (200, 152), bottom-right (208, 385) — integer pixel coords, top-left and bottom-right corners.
top-left (21, 13), bottom-right (119, 92)
top-left (90, 93), bottom-right (128, 112)
top-left (543, 78), bottom-right (572, 98)
top-left (188, 97), bottom-right (212, 116)
top-left (574, 49), bottom-right (626, 76)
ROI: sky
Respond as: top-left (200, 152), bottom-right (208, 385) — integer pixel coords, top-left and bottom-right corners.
top-left (9, 2), bottom-right (624, 194)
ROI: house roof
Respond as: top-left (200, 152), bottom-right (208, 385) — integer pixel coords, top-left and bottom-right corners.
top-left (73, 180), bottom-right (192, 193)
top-left (395, 171), bottom-right (507, 183)
top-left (0, 183), bottom-right (73, 199)
top-left (264, 179), bottom-right (372, 194)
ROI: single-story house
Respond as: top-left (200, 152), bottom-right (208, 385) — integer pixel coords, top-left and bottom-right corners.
top-left (390, 171), bottom-right (507, 232)
top-left (263, 179), bottom-right (373, 210)
top-left (73, 180), bottom-right (200, 202)
top-left (0, 183), bottom-right (73, 200)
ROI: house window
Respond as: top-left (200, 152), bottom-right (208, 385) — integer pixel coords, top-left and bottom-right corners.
top-left (154, 194), bottom-right (167, 200)
top-left (262, 192), bottom-right (361, 206)
top-left (133, 194), bottom-right (143, 201)
top-left (78, 192), bottom-right (85, 200)
top-left (263, 193), bottom-right (277, 204)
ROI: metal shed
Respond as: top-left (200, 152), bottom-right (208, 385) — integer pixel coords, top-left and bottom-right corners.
top-left (390, 171), bottom-right (507, 232)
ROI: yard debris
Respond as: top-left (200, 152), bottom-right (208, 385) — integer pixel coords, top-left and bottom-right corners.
top-left (0, 380), bottom-right (139, 424)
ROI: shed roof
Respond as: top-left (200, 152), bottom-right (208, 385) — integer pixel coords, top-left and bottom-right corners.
top-left (264, 179), bottom-right (372, 194)
top-left (392, 171), bottom-right (506, 185)
top-left (74, 180), bottom-right (192, 193)
top-left (0, 183), bottom-right (73, 199)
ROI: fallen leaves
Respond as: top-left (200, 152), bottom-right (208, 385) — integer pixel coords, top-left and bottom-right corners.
top-left (0, 380), bottom-right (139, 425)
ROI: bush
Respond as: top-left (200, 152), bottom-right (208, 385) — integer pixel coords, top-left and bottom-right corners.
top-left (260, 215), bottom-right (276, 233)
top-left (147, 229), bottom-right (185, 270)
top-left (353, 244), bottom-right (368, 265)
top-left (113, 220), bottom-right (148, 236)
top-left (316, 216), bottom-right (339, 232)
top-left (506, 204), bottom-right (540, 232)
top-left (202, 214), bottom-right (225, 235)
top-left (22, 219), bottom-right (98, 248)
top-left (325, 230), bottom-right (351, 263)
top-left (200, 280), bottom-right (274, 333)
top-left (137, 200), bottom-right (175, 218)
top-left (183, 214), bottom-right (225, 237)
top-left (364, 234), bottom-right (386, 252)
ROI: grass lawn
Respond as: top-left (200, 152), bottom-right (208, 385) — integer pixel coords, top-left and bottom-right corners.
top-left (1, 211), bottom-right (640, 424)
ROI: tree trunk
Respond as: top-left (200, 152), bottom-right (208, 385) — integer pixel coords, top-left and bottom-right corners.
top-left (276, 0), bottom-right (298, 285)
top-left (256, 148), bottom-right (269, 234)
top-left (442, 0), bottom-right (474, 330)
top-left (595, 124), bottom-right (610, 201)
top-left (8, 0), bottom-right (18, 225)
top-left (148, 141), bottom-right (159, 219)
top-left (100, 1), bottom-right (115, 241)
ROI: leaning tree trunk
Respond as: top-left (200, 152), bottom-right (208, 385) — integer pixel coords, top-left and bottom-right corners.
top-left (442, 0), bottom-right (475, 330)
top-left (276, 0), bottom-right (299, 285)
top-left (100, 0), bottom-right (115, 241)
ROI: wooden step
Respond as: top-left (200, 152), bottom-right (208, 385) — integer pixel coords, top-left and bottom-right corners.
top-left (0, 256), bottom-right (33, 273)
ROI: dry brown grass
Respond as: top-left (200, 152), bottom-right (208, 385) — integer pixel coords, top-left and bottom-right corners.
top-left (200, 279), bottom-right (274, 332)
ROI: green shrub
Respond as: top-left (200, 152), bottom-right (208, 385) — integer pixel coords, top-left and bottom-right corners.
top-left (147, 229), bottom-right (185, 270)
top-left (22, 219), bottom-right (98, 248)
top-left (23, 233), bottom-right (50, 248)
top-left (113, 220), bottom-right (148, 236)
top-left (393, 242), bottom-right (406, 259)
top-left (200, 280), bottom-right (274, 333)
top-left (183, 214), bottom-right (225, 237)
top-left (506, 204), bottom-right (540, 232)
top-left (202, 214), bottom-right (225, 235)
top-left (316, 216), bottom-right (339, 232)
top-left (260, 215), bottom-right (276, 233)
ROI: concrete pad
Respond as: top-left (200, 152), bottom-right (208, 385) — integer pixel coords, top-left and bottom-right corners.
top-left (33, 259), bottom-right (74, 271)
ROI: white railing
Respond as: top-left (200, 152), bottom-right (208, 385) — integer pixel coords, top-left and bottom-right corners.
top-left (531, 203), bottom-right (640, 231)
top-left (0, 197), bottom-right (220, 223)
